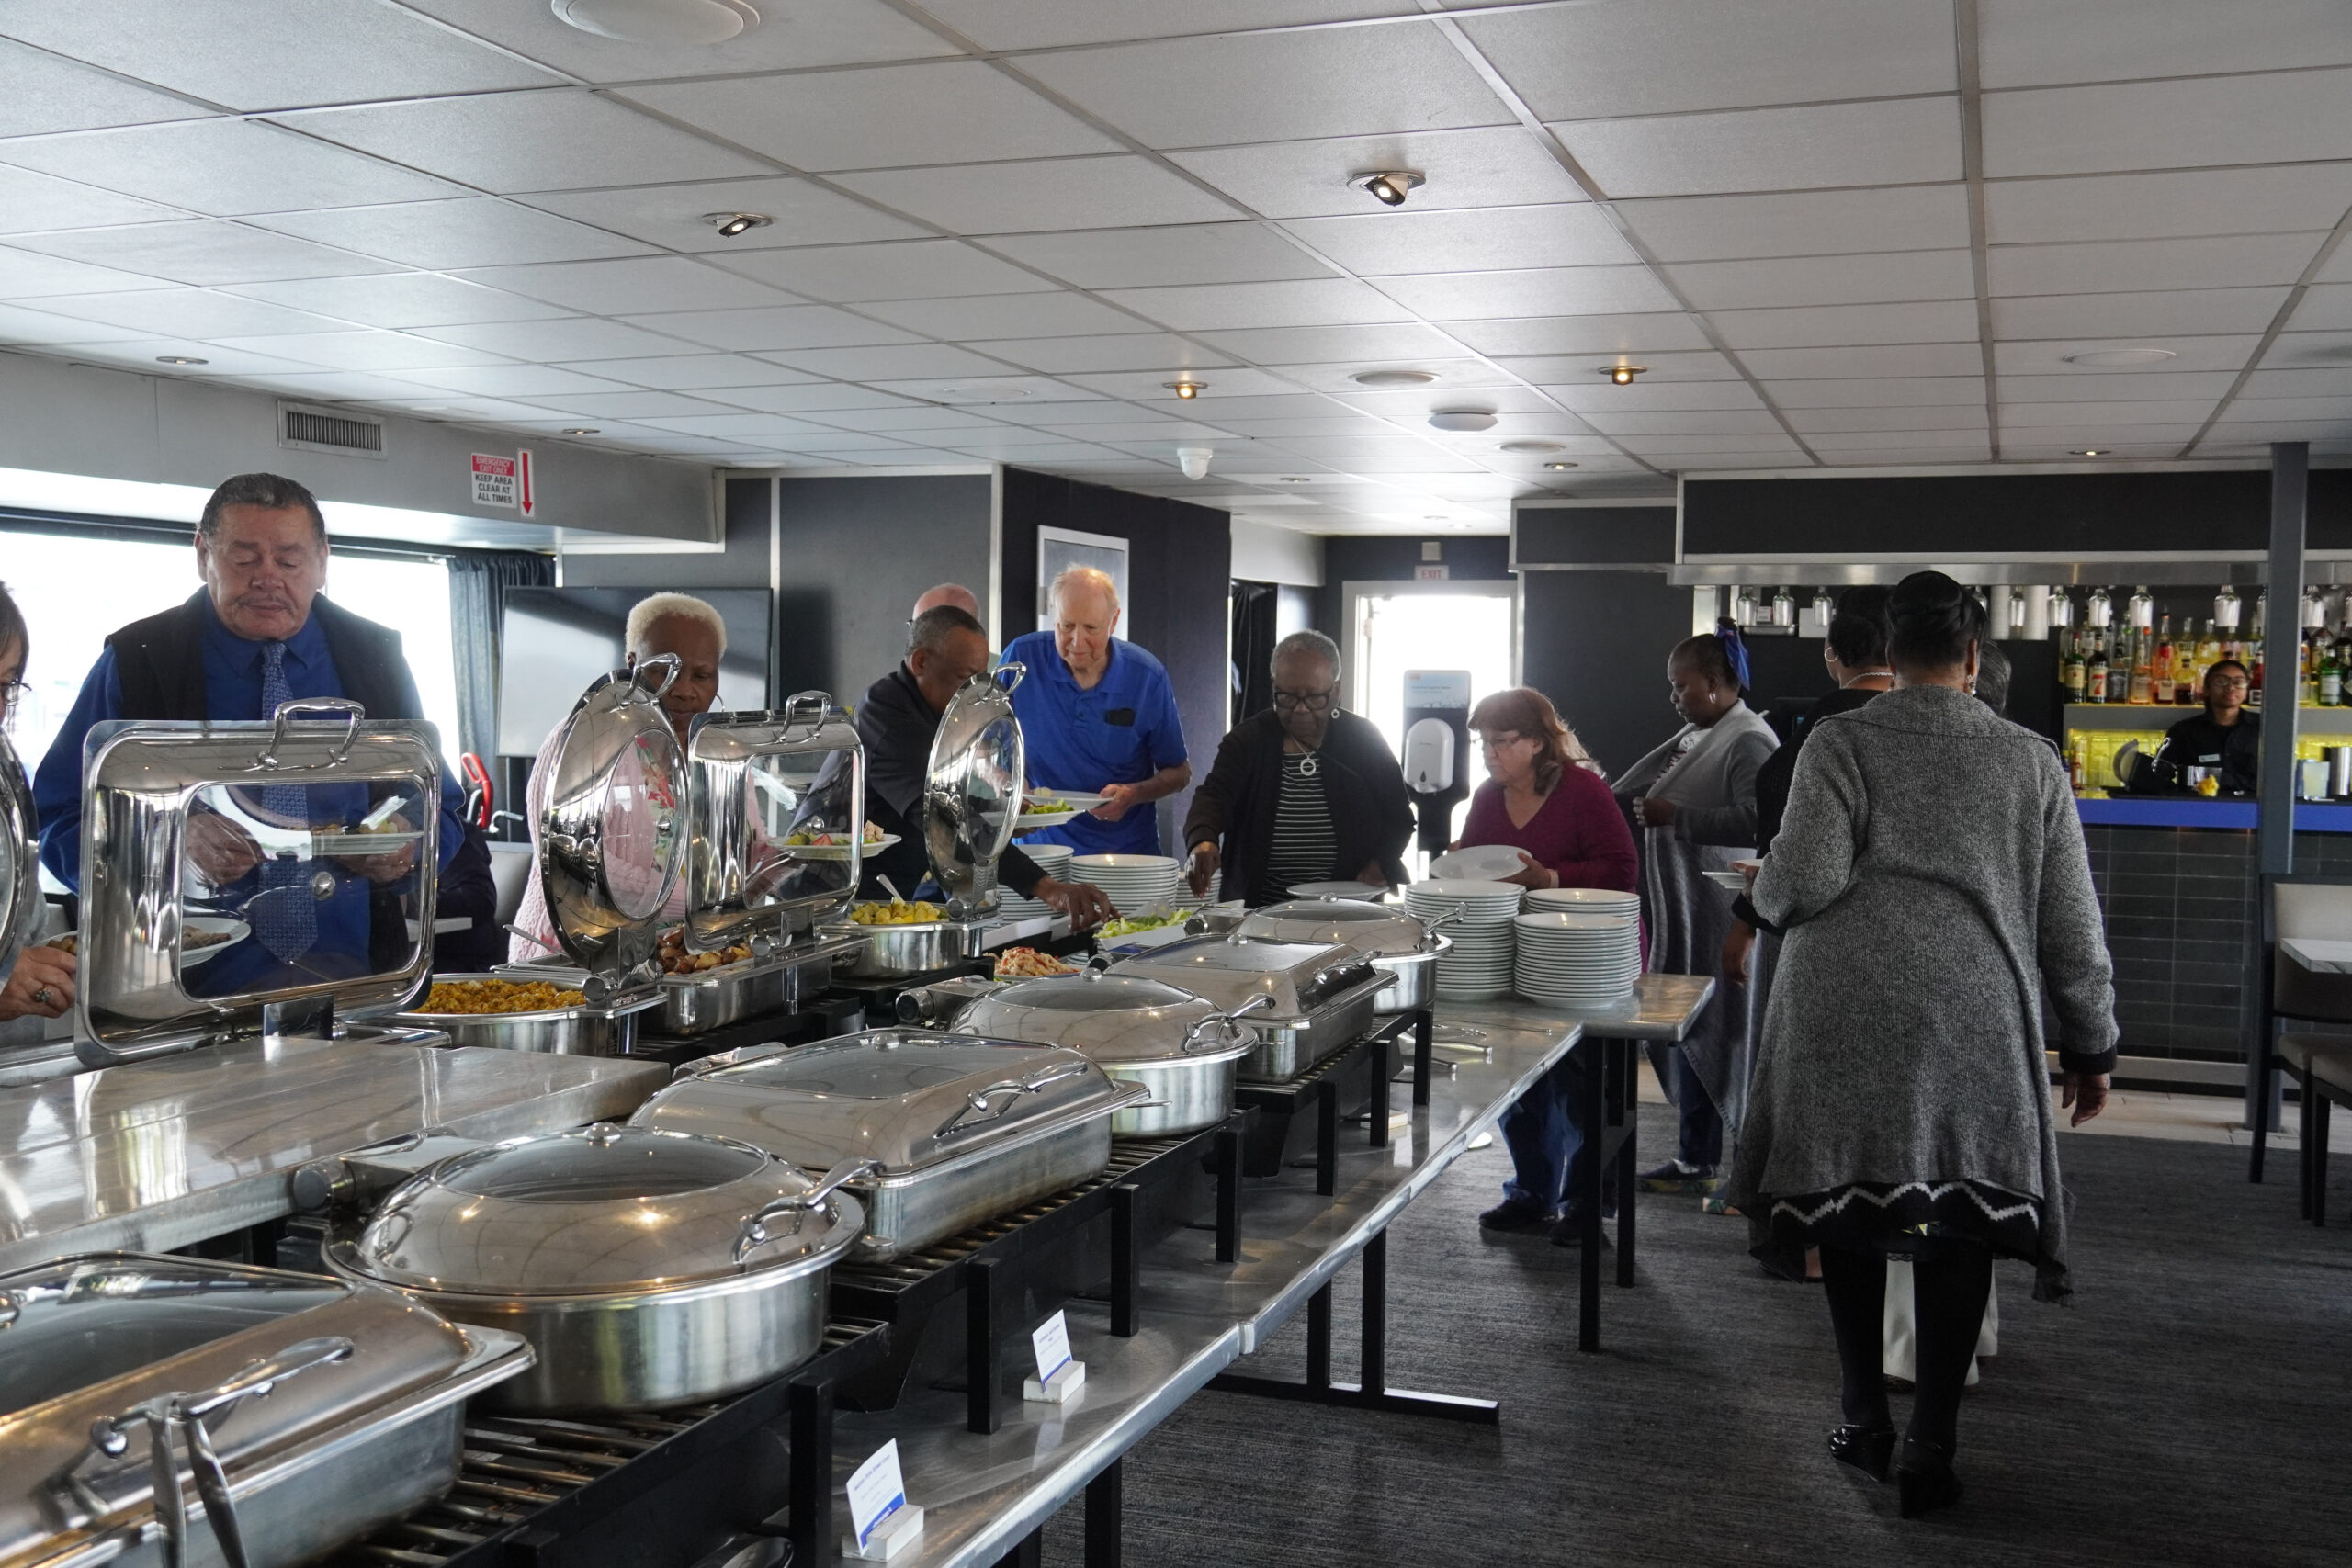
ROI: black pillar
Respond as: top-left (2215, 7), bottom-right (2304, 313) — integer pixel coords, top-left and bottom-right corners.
top-left (2250, 441), bottom-right (2309, 1136)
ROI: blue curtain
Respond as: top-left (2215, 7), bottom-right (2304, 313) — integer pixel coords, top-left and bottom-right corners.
top-left (446, 551), bottom-right (554, 764)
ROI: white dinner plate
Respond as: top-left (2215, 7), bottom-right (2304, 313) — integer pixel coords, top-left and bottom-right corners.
top-left (1285, 880), bottom-right (1389, 902)
top-left (311, 829), bottom-right (425, 857)
top-left (1427, 846), bottom-right (1534, 881)
top-left (786, 833), bottom-right (899, 861)
top-left (178, 916), bottom-right (251, 967)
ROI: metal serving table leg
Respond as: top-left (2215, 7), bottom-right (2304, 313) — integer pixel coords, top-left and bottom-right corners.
top-left (1578, 1040), bottom-right (1606, 1353)
top-left (1614, 1039), bottom-right (1639, 1291)
top-left (1084, 1459), bottom-right (1124, 1567)
top-left (1411, 1006), bottom-right (1434, 1106)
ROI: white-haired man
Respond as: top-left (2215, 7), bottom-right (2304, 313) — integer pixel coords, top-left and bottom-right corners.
top-left (1001, 566), bottom-right (1190, 856)
top-left (507, 592), bottom-right (726, 961)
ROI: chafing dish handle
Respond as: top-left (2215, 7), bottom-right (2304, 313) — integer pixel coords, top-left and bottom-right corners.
top-left (1415, 907), bottom-right (1468, 945)
top-left (734, 1158), bottom-right (886, 1262)
top-left (933, 1058), bottom-right (1094, 1137)
top-left (254, 696), bottom-right (365, 770)
top-left (180, 1412), bottom-right (247, 1568)
top-left (995, 660), bottom-right (1026, 695)
top-left (1184, 992), bottom-right (1275, 1051)
top-left (630, 652), bottom-right (682, 700)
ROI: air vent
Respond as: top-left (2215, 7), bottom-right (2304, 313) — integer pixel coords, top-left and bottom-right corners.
top-left (277, 401), bottom-right (387, 458)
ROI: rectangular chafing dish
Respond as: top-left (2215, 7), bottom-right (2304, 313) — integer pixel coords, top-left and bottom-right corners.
top-left (628, 1029), bottom-right (1146, 1260)
top-left (0, 1253), bottom-right (530, 1568)
top-left (390, 975), bottom-right (662, 1056)
top-left (652, 932), bottom-right (864, 1035)
top-left (1106, 935), bottom-right (1390, 1080)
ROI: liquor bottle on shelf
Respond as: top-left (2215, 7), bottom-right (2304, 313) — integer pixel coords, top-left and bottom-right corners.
top-left (2086, 635), bottom-right (2109, 704)
top-left (2198, 620), bottom-right (2223, 689)
top-left (2107, 631), bottom-right (2130, 703)
top-left (2153, 615), bottom-right (2176, 704)
top-left (2128, 631), bottom-right (2154, 705)
top-left (2067, 736), bottom-right (2087, 794)
top-left (2062, 632), bottom-right (2087, 702)
top-left (2321, 640), bottom-right (2343, 708)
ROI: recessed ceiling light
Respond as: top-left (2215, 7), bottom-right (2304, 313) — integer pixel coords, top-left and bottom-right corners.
top-left (155, 355), bottom-right (208, 366)
top-left (1347, 170), bottom-right (1425, 207)
top-left (705, 211), bottom-right (772, 238)
top-left (2062, 348), bottom-right (2177, 367)
top-left (555, 0), bottom-right (759, 45)
top-left (1600, 364), bottom-right (1646, 385)
top-left (1428, 409), bottom-right (1498, 433)
top-left (1498, 440), bottom-right (1565, 454)
top-left (1351, 369), bottom-right (1438, 388)
top-left (1544, 461), bottom-right (1578, 471)
top-left (561, 427), bottom-right (601, 435)
top-left (2069, 447), bottom-right (2108, 457)
top-left (1163, 379), bottom-right (1207, 400)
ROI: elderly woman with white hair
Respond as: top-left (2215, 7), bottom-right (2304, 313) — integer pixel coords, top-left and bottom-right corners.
top-left (507, 592), bottom-right (726, 963)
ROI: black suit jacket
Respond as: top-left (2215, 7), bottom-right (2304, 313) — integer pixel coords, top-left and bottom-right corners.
top-left (1182, 708), bottom-right (1415, 905)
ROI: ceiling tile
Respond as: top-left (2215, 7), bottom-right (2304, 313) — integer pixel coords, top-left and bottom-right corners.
top-left (1003, 392), bottom-right (1331, 424)
top-left (2212, 397), bottom-right (2352, 425)
top-left (2320, 250), bottom-right (2352, 287)
top-left (1762, 376), bottom-right (1984, 407)
top-left (1577, 408), bottom-right (1791, 436)
top-left (1616, 432), bottom-right (1810, 455)
top-left (832, 155), bottom-right (1238, 234)
top-left (692, 384), bottom-right (924, 413)
top-left (1991, 287), bottom-right (2290, 339)
top-left (852, 290), bottom-right (1142, 339)
top-left (6, 220), bottom-right (389, 284)
top-left (20, 287), bottom-right (356, 337)
top-left (1035, 419), bottom-right (1238, 442)
top-left (1188, 321), bottom-right (1469, 362)
top-left (1616, 185), bottom-right (1972, 263)
top-left (0, 303), bottom-right (148, 344)
top-left (2289, 284), bottom-right (2352, 332)
top-left (1781, 404), bottom-right (1988, 433)
top-left (2263, 330), bottom-right (2352, 367)
top-left (945, 438), bottom-right (1125, 460)
top-left (41, 340), bottom-right (324, 377)
top-left (711, 239), bottom-right (1056, 302)
top-left (1668, 250), bottom-right (1976, 310)
top-left (1370, 265), bottom-right (1682, 321)
top-left (916, 1), bottom-right (1411, 51)
top-left (1982, 70), bottom-right (2352, 177)
top-left (0, 165), bottom-right (182, 235)
top-left (864, 376), bottom-right (1105, 403)
top-left (449, 256), bottom-right (799, 316)
top-left (1443, 312), bottom-right (1715, 356)
top-left (1808, 437), bottom-right (1991, 460)
top-left (1017, 26), bottom-right (1509, 149)
top-left (1998, 369), bottom-right (2243, 402)
top-left (1994, 419), bottom-right (2206, 442)
top-left (517, 176), bottom-right (928, 253)
top-left (753, 344), bottom-right (1020, 379)
top-left (1059, 369), bottom-right (1317, 400)
top-left (1988, 234), bottom-right (2327, 298)
top-left (1104, 277), bottom-right (1414, 331)
top-left (276, 90), bottom-right (770, 194)
top-left (553, 355), bottom-right (822, 389)
top-left (968, 333), bottom-right (1235, 374)
top-left (416, 317), bottom-right (717, 362)
top-left (1990, 335), bottom-right (2262, 375)
top-left (204, 329), bottom-right (514, 370)
top-left (2240, 367), bottom-right (2352, 400)
top-left (1464, 0), bottom-right (1954, 119)
top-left (0, 36), bottom-right (215, 137)
top-left (1545, 380), bottom-right (1767, 412)
top-left (616, 304), bottom-right (917, 353)
top-left (0, 119), bottom-right (458, 217)
top-left (1200, 416), bottom-right (1391, 440)
top-left (1168, 125), bottom-right (1589, 219)
top-left (1710, 299), bottom-right (1982, 348)
top-left (1328, 385), bottom-right (1559, 418)
top-left (797, 404), bottom-right (1009, 431)
top-left (379, 364), bottom-right (637, 398)
top-left (218, 272), bottom-right (574, 329)
top-left (1984, 164), bottom-right (2352, 246)
top-left (1977, 0), bottom-right (2352, 88)
top-left (256, 198), bottom-right (656, 269)
top-left (0, 0), bottom-right (558, 108)
top-left (399, 0), bottom-right (956, 84)
top-left (0, 244), bottom-right (179, 298)
top-left (632, 412), bottom-right (836, 437)
top-left (216, 367), bottom-right (488, 402)
top-left (1282, 204), bottom-right (1638, 276)
top-left (623, 61), bottom-right (1118, 173)
top-left (1740, 342), bottom-right (1990, 377)
top-left (1553, 97), bottom-right (1962, 198)
top-left (1502, 349), bottom-right (1742, 383)
top-left (1270, 356), bottom-right (1524, 390)
top-left (2001, 400), bottom-right (2221, 427)
top-left (983, 224), bottom-right (1338, 289)
top-left (489, 389), bottom-right (734, 419)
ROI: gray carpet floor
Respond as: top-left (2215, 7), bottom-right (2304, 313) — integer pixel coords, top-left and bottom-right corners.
top-left (1040, 1105), bottom-right (2352, 1567)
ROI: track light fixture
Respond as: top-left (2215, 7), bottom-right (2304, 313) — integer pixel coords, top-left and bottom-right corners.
top-left (706, 211), bottom-right (773, 238)
top-left (1164, 380), bottom-right (1207, 400)
top-left (1601, 364), bottom-right (1646, 385)
top-left (1348, 170), bottom-right (1425, 207)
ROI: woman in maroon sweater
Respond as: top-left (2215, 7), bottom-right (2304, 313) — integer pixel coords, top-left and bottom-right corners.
top-left (1460, 688), bottom-right (1639, 1244)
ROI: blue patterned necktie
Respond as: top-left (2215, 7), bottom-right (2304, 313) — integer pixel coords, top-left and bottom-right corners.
top-left (254, 640), bottom-right (317, 964)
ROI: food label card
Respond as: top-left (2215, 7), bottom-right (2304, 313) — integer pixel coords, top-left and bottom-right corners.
top-left (1031, 1311), bottom-right (1073, 1383)
top-left (846, 1441), bottom-right (908, 1550)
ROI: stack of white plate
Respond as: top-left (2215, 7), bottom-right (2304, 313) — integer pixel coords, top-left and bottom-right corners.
top-left (1069, 853), bottom-right (1186, 916)
top-left (1404, 878), bottom-right (1524, 1002)
top-left (1524, 886), bottom-right (1642, 920)
top-left (1513, 911), bottom-right (1643, 1008)
top-left (1000, 842), bottom-right (1074, 920)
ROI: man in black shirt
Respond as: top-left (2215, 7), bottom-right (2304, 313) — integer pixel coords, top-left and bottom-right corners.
top-left (854, 604), bottom-right (1114, 927)
top-left (2153, 660), bottom-right (2259, 795)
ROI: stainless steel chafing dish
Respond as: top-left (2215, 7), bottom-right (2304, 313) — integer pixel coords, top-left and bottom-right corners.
top-left (0, 1253), bottom-right (529, 1568)
top-left (0, 730), bottom-right (39, 987)
top-left (830, 917), bottom-right (989, 980)
top-left (950, 970), bottom-right (1261, 1137)
top-left (397, 665), bottom-right (685, 1054)
top-left (323, 1124), bottom-right (868, 1414)
top-left (922, 665), bottom-right (1027, 920)
top-left (1107, 935), bottom-right (1389, 1081)
top-left (628, 1029), bottom-right (1146, 1260)
top-left (1233, 897), bottom-right (1457, 1014)
top-left (74, 700), bottom-right (446, 1069)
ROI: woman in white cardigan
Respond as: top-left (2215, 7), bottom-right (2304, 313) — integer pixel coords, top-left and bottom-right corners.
top-left (1611, 626), bottom-right (1777, 1191)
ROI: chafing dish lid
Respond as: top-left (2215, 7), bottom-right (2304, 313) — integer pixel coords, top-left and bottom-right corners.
top-left (956, 972), bottom-right (1255, 1064)
top-left (1235, 898), bottom-right (1437, 958)
top-left (0, 731), bottom-right (37, 987)
top-left (340, 1126), bottom-right (854, 1294)
top-left (632, 1029), bottom-right (1141, 1173)
top-left (684, 695), bottom-right (865, 951)
top-left (1108, 935), bottom-right (1374, 1015)
top-left (922, 668), bottom-right (1024, 914)
top-left (537, 666), bottom-right (690, 980)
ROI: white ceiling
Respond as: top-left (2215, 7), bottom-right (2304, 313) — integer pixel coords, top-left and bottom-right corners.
top-left (0, 0), bottom-right (2346, 537)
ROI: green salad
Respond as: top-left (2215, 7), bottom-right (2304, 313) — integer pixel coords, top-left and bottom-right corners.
top-left (1098, 909), bottom-right (1189, 939)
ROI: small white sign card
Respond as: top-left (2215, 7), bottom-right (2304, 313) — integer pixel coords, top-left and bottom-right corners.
top-left (1023, 1309), bottom-right (1086, 1403)
top-left (842, 1439), bottom-right (923, 1561)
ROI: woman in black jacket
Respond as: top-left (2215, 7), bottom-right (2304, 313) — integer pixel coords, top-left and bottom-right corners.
top-left (1184, 631), bottom-right (1415, 905)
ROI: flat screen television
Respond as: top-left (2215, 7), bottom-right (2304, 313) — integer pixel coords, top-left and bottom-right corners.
top-left (497, 587), bottom-right (771, 756)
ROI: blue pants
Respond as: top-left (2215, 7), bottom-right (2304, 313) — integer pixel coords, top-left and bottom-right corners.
top-left (1499, 1054), bottom-right (1616, 1215)
top-left (1673, 1049), bottom-right (1724, 1168)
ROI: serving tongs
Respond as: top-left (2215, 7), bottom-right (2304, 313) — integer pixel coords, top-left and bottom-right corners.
top-left (56, 1336), bottom-right (356, 1568)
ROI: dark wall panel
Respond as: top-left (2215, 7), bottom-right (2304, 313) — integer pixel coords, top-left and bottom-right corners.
top-left (1520, 569), bottom-right (1694, 782)
top-left (1514, 505), bottom-right (1676, 566)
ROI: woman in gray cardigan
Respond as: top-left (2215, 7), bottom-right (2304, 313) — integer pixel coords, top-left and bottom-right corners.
top-left (1728, 572), bottom-right (2115, 1517)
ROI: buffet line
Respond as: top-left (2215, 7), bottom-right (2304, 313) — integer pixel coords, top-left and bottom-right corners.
top-left (0, 660), bottom-right (1663, 1568)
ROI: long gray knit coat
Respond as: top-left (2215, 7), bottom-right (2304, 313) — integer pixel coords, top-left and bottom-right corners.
top-left (1726, 683), bottom-right (2119, 1300)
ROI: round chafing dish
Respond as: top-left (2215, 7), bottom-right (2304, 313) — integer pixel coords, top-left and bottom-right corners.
top-left (1234, 897), bottom-right (1457, 1013)
top-left (325, 1124), bottom-right (869, 1414)
top-left (953, 970), bottom-right (1263, 1137)
top-left (830, 918), bottom-right (989, 978)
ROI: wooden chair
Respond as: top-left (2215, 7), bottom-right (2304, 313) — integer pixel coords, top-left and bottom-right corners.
top-left (2256, 875), bottom-right (2352, 1222)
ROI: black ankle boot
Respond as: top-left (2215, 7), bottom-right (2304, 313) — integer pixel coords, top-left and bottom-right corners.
top-left (1828, 1424), bottom-right (1895, 1483)
top-left (1895, 1437), bottom-right (1963, 1517)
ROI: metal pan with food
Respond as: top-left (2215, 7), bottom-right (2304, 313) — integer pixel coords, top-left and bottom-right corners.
top-left (0, 1252), bottom-right (530, 1568)
top-left (951, 968), bottom-right (1264, 1137)
top-left (628, 1030), bottom-right (1147, 1260)
top-left (1232, 897), bottom-right (1460, 1014)
top-left (322, 1123), bottom-right (868, 1415)
top-left (1106, 935), bottom-right (1391, 1081)
top-left (390, 975), bottom-right (660, 1056)
top-left (649, 925), bottom-right (864, 1036)
top-left (828, 897), bottom-right (989, 979)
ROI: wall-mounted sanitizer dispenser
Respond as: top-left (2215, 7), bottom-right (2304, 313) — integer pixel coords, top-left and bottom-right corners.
top-left (1403, 718), bottom-right (1454, 793)
top-left (1401, 670), bottom-right (1472, 858)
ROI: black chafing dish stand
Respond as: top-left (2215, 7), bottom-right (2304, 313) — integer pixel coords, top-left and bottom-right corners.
top-left (628, 990), bottom-right (869, 1070)
top-left (1229, 1010), bottom-right (1430, 1192)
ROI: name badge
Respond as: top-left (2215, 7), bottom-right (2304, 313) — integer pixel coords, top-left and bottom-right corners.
top-left (1104, 707), bottom-right (1136, 727)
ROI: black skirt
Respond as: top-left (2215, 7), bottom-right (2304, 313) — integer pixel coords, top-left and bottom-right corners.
top-left (1752, 1179), bottom-right (2046, 1279)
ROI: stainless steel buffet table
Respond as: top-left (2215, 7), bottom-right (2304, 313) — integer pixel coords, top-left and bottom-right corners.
top-left (0, 1034), bottom-right (665, 1270)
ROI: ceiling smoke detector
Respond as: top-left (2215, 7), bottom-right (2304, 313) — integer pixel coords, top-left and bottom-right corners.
top-left (1428, 409), bottom-right (1498, 433)
top-left (1177, 446), bottom-right (1213, 481)
top-left (553, 0), bottom-right (759, 44)
top-left (1351, 369), bottom-right (1438, 389)
top-left (1498, 440), bottom-right (1565, 454)
top-left (1600, 363), bottom-right (1646, 385)
top-left (2062, 348), bottom-right (2177, 367)
top-left (705, 211), bottom-right (772, 238)
top-left (1348, 170), bottom-right (1425, 208)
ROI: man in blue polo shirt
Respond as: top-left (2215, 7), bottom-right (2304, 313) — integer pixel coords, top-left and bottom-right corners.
top-left (1002, 567), bottom-right (1191, 856)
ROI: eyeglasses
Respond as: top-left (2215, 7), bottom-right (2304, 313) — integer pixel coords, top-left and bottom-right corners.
top-left (1476, 732), bottom-right (1525, 752)
top-left (0, 680), bottom-right (25, 719)
top-left (1272, 687), bottom-right (1336, 713)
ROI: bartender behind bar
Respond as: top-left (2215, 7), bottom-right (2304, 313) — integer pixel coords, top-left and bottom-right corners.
top-left (2152, 660), bottom-right (2259, 795)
